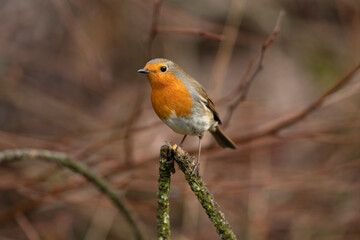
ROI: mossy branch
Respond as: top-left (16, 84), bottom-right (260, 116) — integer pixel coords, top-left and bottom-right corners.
top-left (157, 146), bottom-right (175, 239)
top-left (158, 144), bottom-right (237, 240)
top-left (0, 149), bottom-right (145, 240)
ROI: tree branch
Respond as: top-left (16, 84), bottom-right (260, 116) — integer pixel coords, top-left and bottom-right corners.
top-left (147, 0), bottom-right (163, 59)
top-left (161, 144), bottom-right (237, 240)
top-left (157, 146), bottom-right (175, 239)
top-left (156, 26), bottom-right (224, 41)
top-left (235, 62), bottom-right (360, 143)
top-left (0, 149), bottom-right (145, 240)
top-left (146, 0), bottom-right (226, 59)
top-left (222, 10), bottom-right (285, 127)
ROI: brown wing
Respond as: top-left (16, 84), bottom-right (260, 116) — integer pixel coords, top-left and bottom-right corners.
top-left (192, 81), bottom-right (222, 125)
top-left (205, 95), bottom-right (222, 124)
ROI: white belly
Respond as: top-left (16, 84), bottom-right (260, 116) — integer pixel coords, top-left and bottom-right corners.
top-left (163, 112), bottom-right (215, 136)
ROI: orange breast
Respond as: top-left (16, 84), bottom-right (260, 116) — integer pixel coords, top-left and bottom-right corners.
top-left (150, 75), bottom-right (193, 120)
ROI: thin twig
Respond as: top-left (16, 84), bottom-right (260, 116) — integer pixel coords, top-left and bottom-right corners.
top-left (74, 86), bottom-right (144, 161)
top-left (164, 144), bottom-right (237, 240)
top-left (222, 10), bottom-right (285, 127)
top-left (51, 0), bottom-right (114, 88)
top-left (123, 86), bottom-right (145, 165)
top-left (156, 26), bottom-right (224, 41)
top-left (237, 10), bottom-right (285, 102)
top-left (146, 0), bottom-right (227, 59)
top-left (209, 0), bottom-right (245, 98)
top-left (234, 62), bottom-right (360, 143)
top-left (147, 0), bottom-right (164, 59)
top-left (0, 149), bottom-right (145, 240)
top-left (15, 212), bottom-right (41, 240)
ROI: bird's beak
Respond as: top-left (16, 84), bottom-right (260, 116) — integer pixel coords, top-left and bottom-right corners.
top-left (137, 68), bottom-right (151, 74)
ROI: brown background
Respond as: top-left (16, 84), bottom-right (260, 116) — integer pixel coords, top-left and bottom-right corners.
top-left (0, 0), bottom-right (360, 239)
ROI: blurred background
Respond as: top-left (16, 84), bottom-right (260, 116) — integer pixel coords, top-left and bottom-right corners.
top-left (0, 0), bottom-right (360, 239)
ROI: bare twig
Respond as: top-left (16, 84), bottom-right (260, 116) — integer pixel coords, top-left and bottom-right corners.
top-left (15, 212), bottom-right (41, 240)
top-left (83, 199), bottom-right (118, 240)
top-left (146, 0), bottom-right (227, 59)
top-left (209, 0), bottom-right (245, 98)
top-left (214, 157), bottom-right (360, 195)
top-left (156, 26), bottom-right (224, 41)
top-left (234, 62), bottom-right (360, 143)
top-left (236, 10), bottom-right (285, 102)
top-left (0, 149), bottom-right (145, 240)
top-left (123, 86), bottom-right (145, 165)
top-left (147, 0), bottom-right (164, 59)
top-left (278, 120), bottom-right (360, 141)
top-left (51, 0), bottom-right (114, 88)
top-left (222, 10), bottom-right (285, 127)
top-left (74, 85), bottom-right (144, 161)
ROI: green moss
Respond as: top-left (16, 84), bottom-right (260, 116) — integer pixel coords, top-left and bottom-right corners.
top-left (169, 144), bottom-right (237, 240)
top-left (157, 146), bottom-right (174, 240)
top-left (157, 144), bottom-right (237, 239)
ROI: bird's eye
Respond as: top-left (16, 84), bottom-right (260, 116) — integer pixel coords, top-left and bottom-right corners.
top-left (160, 66), bottom-right (167, 72)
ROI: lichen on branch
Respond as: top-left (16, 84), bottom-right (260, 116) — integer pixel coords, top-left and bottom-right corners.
top-left (158, 144), bottom-right (237, 240)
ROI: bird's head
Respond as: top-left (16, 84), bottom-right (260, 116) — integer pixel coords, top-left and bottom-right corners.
top-left (138, 58), bottom-right (186, 89)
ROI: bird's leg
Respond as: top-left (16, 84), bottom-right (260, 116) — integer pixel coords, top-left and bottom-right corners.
top-left (191, 135), bottom-right (202, 176)
top-left (179, 135), bottom-right (187, 147)
top-left (168, 135), bottom-right (187, 165)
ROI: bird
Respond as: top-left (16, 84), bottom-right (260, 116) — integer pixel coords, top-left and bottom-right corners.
top-left (138, 58), bottom-right (236, 174)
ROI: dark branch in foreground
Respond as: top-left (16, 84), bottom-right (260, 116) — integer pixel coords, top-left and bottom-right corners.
top-left (0, 149), bottom-right (145, 240)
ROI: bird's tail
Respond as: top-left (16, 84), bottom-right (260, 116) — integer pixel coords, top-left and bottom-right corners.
top-left (210, 126), bottom-right (236, 149)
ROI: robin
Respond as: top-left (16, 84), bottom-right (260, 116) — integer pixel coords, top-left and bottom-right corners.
top-left (138, 58), bottom-right (236, 173)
